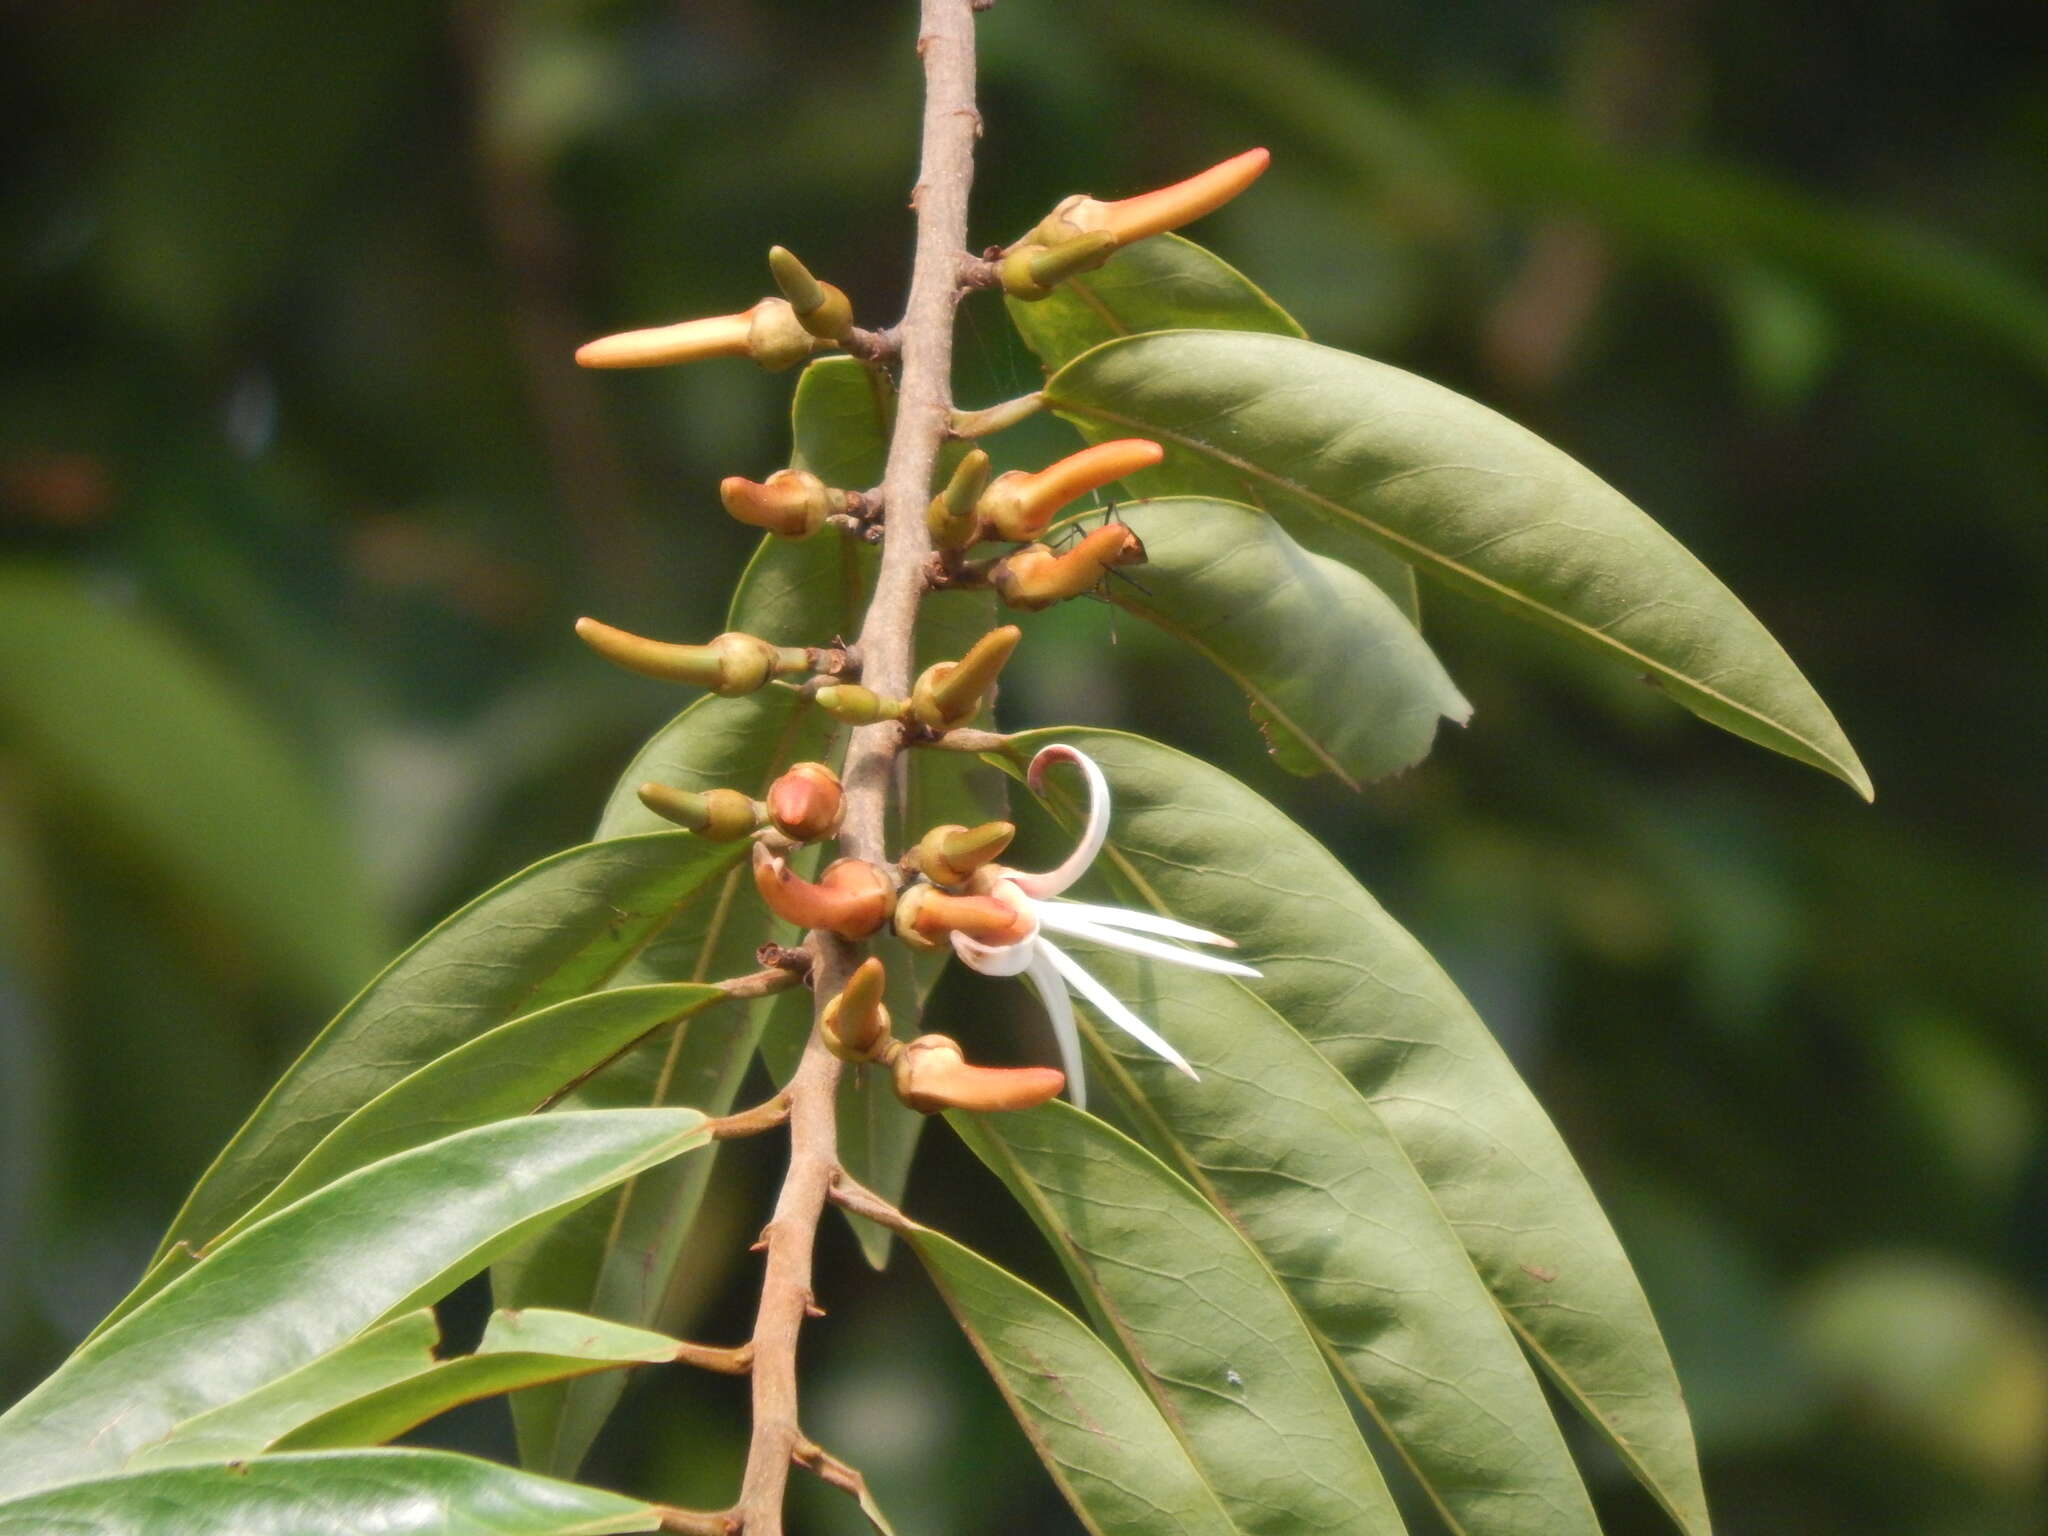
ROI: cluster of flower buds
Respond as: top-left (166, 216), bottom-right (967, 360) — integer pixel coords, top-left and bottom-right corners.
top-left (575, 620), bottom-right (816, 697)
top-left (1000, 148), bottom-right (1270, 302)
top-left (816, 956), bottom-right (1065, 1114)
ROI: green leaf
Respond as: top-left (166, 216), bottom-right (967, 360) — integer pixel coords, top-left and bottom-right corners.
top-left (0, 1449), bottom-right (659, 1536)
top-left (1006, 726), bottom-right (1712, 1536)
top-left (501, 357), bottom-right (885, 1473)
top-left (125, 1311), bottom-right (442, 1468)
top-left (152, 832), bottom-right (743, 1265)
top-left (1009, 240), bottom-right (1418, 621)
top-left (954, 1103), bottom-right (1402, 1536)
top-left (225, 984), bottom-right (727, 1240)
top-left (1055, 497), bottom-right (1467, 785)
top-left (274, 1309), bottom-right (686, 1452)
top-left (1022, 935), bottom-right (1599, 1536)
top-left (0, 1110), bottom-right (708, 1496)
top-left (1005, 231), bottom-right (1304, 366)
top-left (0, 566), bottom-right (383, 1007)
top-left (1044, 331), bottom-right (1871, 799)
top-left (906, 1227), bottom-right (1243, 1536)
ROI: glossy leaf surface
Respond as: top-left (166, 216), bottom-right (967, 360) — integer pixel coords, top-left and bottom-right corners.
top-left (1053, 497), bottom-right (1467, 785)
top-left (0, 1110), bottom-right (707, 1496)
top-left (1044, 331), bottom-right (1870, 797)
top-left (1009, 240), bottom-right (1418, 619)
top-left (955, 1103), bottom-right (1402, 1536)
top-left (907, 1226), bottom-right (1243, 1536)
top-left (1004, 726), bottom-right (1712, 1536)
top-left (156, 833), bottom-right (741, 1262)
top-left (0, 1450), bottom-right (659, 1536)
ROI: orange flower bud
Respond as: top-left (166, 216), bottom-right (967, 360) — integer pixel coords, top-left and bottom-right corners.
top-left (1027, 149), bottom-right (1271, 250)
top-left (765, 761), bottom-right (843, 842)
top-left (752, 845), bottom-right (894, 940)
top-left (910, 820), bottom-right (1016, 887)
top-left (573, 298), bottom-right (820, 372)
top-left (908, 625), bottom-right (1021, 729)
top-left (720, 469), bottom-right (836, 538)
top-left (575, 620), bottom-right (806, 695)
top-left (821, 956), bottom-right (891, 1062)
top-left (975, 440), bottom-right (1162, 542)
top-left (991, 524), bottom-right (1147, 612)
top-left (636, 783), bottom-right (764, 840)
top-left (895, 884), bottom-right (1035, 947)
top-left (891, 1035), bottom-right (1065, 1115)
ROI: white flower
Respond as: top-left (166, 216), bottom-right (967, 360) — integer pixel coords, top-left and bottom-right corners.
top-left (948, 744), bottom-right (1258, 1108)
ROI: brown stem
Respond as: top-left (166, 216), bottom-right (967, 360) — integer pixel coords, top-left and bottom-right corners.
top-left (730, 6), bottom-right (982, 1532)
top-left (672, 1340), bottom-right (755, 1375)
top-left (829, 1170), bottom-right (918, 1234)
top-left (708, 1093), bottom-right (793, 1141)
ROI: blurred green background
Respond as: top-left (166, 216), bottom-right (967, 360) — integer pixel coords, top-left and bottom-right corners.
top-left (2, 1), bottom-right (2044, 1531)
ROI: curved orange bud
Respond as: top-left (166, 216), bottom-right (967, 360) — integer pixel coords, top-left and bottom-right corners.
top-left (720, 469), bottom-right (834, 538)
top-left (765, 761), bottom-right (843, 842)
top-left (992, 524), bottom-right (1147, 612)
top-left (896, 884), bottom-right (1034, 946)
top-left (821, 956), bottom-right (892, 1062)
top-left (752, 845), bottom-right (894, 940)
top-left (1030, 149), bottom-right (1271, 250)
top-left (891, 1035), bottom-right (1065, 1115)
top-left (977, 440), bottom-right (1162, 542)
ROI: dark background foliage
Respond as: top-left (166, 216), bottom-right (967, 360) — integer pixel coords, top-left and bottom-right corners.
top-left (2, 2), bottom-right (2043, 1531)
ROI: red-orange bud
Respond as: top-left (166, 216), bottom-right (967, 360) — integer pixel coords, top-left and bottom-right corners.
top-left (574, 298), bottom-right (817, 372)
top-left (894, 883), bottom-right (1034, 948)
top-left (752, 845), bottom-right (894, 940)
top-left (1028, 149), bottom-right (1271, 250)
top-left (992, 524), bottom-right (1147, 612)
top-left (976, 440), bottom-right (1162, 542)
top-left (720, 470), bottom-right (835, 538)
top-left (891, 1035), bottom-right (1065, 1115)
top-left (765, 762), bottom-right (844, 842)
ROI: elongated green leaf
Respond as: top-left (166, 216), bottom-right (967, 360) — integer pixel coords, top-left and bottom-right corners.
top-left (0, 1449), bottom-right (659, 1536)
top-left (1045, 331), bottom-right (1870, 798)
top-left (153, 832), bottom-right (740, 1264)
top-left (906, 1227), bottom-right (1243, 1536)
top-left (1031, 944), bottom-right (1598, 1536)
top-left (0, 567), bottom-right (383, 1006)
top-left (126, 1311), bottom-right (442, 1469)
top-left (502, 358), bottom-right (883, 1473)
top-left (1055, 497), bottom-right (1466, 785)
top-left (1009, 240), bottom-right (1418, 620)
top-left (276, 1309), bottom-right (685, 1451)
top-left (1005, 726), bottom-right (1712, 1536)
top-left (1006, 231), bottom-right (1304, 365)
top-left (954, 1103), bottom-right (1402, 1536)
top-left (226, 985), bottom-right (726, 1240)
top-left (0, 1109), bottom-right (707, 1496)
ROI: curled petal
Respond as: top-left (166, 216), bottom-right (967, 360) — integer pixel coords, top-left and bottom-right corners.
top-left (1011, 745), bottom-right (1109, 899)
top-left (1028, 898), bottom-right (1238, 948)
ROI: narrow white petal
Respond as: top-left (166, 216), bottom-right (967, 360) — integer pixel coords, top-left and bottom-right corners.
top-left (1041, 940), bottom-right (1199, 1081)
top-left (1038, 911), bottom-right (1261, 978)
top-left (1023, 943), bottom-right (1086, 1111)
top-left (1035, 898), bottom-right (1240, 948)
top-left (1011, 745), bottom-right (1110, 899)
